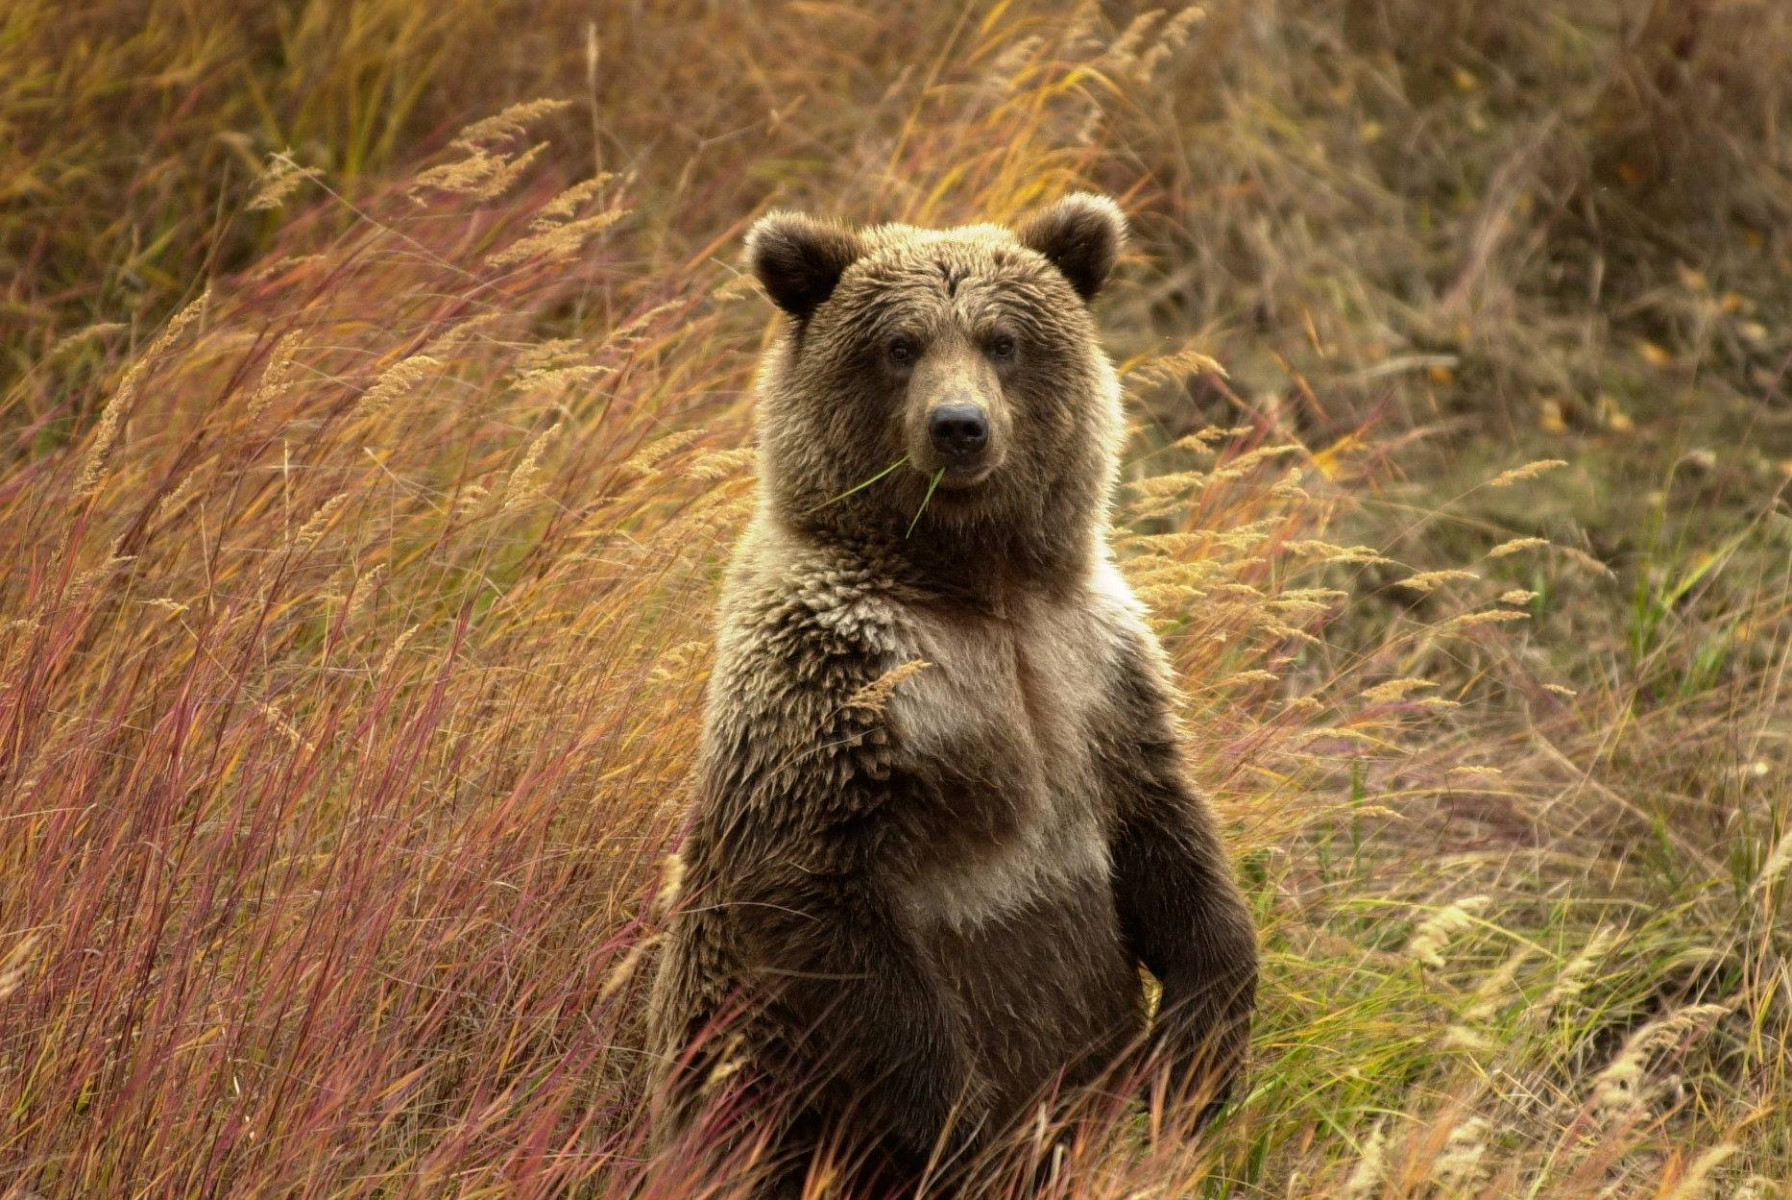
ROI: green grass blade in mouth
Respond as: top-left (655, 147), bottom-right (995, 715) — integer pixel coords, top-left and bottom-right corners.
top-left (905, 467), bottom-right (946, 539)
top-left (817, 456), bottom-right (908, 509)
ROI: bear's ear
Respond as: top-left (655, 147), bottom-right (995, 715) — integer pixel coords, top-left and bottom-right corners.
top-left (746, 211), bottom-right (865, 321)
top-left (1016, 193), bottom-right (1127, 302)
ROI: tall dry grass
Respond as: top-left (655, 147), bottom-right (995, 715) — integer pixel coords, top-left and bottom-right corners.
top-left (4, 2), bottom-right (1791, 1197)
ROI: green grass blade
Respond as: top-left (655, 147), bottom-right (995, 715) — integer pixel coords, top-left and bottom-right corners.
top-left (817, 456), bottom-right (908, 509)
top-left (905, 467), bottom-right (945, 538)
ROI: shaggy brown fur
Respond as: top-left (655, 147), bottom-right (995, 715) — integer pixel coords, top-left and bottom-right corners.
top-left (645, 195), bottom-right (1258, 1197)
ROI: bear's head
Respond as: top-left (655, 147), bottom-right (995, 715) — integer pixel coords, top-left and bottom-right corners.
top-left (745, 194), bottom-right (1128, 587)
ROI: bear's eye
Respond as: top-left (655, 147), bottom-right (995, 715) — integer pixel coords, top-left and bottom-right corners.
top-left (988, 333), bottom-right (1018, 360)
top-left (887, 335), bottom-right (918, 367)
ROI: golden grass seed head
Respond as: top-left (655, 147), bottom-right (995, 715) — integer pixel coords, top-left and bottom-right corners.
top-left (1406, 895), bottom-right (1490, 970)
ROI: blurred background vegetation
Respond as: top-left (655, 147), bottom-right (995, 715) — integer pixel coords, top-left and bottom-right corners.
top-left (2, 1), bottom-right (1789, 1196)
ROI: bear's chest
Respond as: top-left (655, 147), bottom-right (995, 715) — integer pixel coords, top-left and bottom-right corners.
top-left (883, 593), bottom-right (1119, 930)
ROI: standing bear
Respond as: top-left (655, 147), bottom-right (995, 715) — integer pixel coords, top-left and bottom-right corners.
top-left (646, 194), bottom-right (1258, 1196)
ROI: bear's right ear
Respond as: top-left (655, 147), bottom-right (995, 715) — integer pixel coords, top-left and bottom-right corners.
top-left (745, 212), bottom-right (864, 321)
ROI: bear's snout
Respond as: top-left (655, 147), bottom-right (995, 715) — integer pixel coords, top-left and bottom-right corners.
top-left (927, 403), bottom-right (989, 459)
top-left (908, 346), bottom-right (1007, 485)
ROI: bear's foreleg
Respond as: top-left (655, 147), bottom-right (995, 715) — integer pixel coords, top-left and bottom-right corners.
top-left (1101, 638), bottom-right (1259, 1123)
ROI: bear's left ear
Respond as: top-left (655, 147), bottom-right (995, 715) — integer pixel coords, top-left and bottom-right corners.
top-left (1017, 193), bottom-right (1127, 302)
top-left (746, 211), bottom-right (865, 321)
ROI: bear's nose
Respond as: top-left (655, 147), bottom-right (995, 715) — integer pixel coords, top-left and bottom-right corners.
top-left (927, 403), bottom-right (989, 458)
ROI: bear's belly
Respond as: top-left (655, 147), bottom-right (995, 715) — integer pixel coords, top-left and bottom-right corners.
top-left (923, 871), bottom-right (1142, 1117)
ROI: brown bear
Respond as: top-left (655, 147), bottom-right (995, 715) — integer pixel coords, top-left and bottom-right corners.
top-left (645, 194), bottom-right (1258, 1197)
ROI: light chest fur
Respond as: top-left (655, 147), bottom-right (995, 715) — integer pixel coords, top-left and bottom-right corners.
top-left (883, 561), bottom-right (1142, 933)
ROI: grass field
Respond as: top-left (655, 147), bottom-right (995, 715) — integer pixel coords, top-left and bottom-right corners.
top-left (3, 1), bottom-right (1790, 1196)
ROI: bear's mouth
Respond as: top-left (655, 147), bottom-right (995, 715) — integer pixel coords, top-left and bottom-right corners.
top-left (934, 460), bottom-right (996, 490)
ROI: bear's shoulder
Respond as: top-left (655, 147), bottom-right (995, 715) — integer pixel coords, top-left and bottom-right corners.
top-left (692, 533), bottom-right (923, 850)
top-left (717, 529), bottom-right (916, 676)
